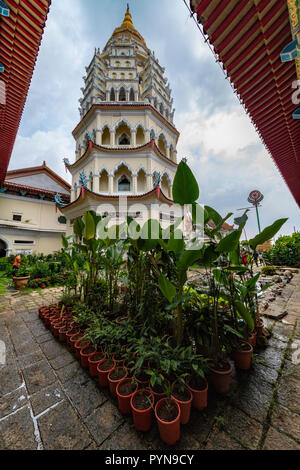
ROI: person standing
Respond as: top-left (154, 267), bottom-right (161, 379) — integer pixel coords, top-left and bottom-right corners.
top-left (253, 250), bottom-right (259, 267)
top-left (12, 254), bottom-right (21, 277)
top-left (241, 249), bottom-right (248, 266)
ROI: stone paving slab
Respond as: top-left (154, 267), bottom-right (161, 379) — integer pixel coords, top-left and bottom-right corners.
top-left (37, 401), bottom-right (92, 450)
top-left (84, 401), bottom-right (124, 446)
top-left (0, 387), bottom-right (28, 419)
top-left (263, 426), bottom-right (300, 450)
top-left (0, 406), bottom-right (37, 450)
top-left (22, 360), bottom-right (56, 395)
top-left (271, 404), bottom-right (300, 443)
top-left (30, 383), bottom-right (65, 416)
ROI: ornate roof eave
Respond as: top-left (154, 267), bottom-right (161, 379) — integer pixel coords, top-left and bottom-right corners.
top-left (5, 161), bottom-right (71, 192)
top-left (66, 140), bottom-right (178, 172)
top-left (1, 181), bottom-right (70, 203)
top-left (59, 184), bottom-right (173, 214)
top-left (72, 103), bottom-right (180, 139)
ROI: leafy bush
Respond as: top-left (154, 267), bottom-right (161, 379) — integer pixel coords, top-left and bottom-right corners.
top-left (261, 266), bottom-right (277, 276)
top-left (263, 233), bottom-right (300, 266)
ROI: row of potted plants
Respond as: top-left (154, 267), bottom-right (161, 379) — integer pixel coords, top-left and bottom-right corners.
top-left (38, 300), bottom-right (262, 445)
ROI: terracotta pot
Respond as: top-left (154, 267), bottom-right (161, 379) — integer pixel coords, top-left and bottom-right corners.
top-left (13, 276), bottom-right (30, 290)
top-left (58, 325), bottom-right (68, 343)
top-left (150, 384), bottom-right (167, 404)
top-left (108, 366), bottom-right (128, 398)
top-left (74, 338), bottom-right (91, 359)
top-left (232, 341), bottom-right (253, 370)
top-left (66, 328), bottom-right (80, 346)
top-left (186, 377), bottom-right (208, 412)
top-left (248, 331), bottom-right (257, 347)
top-left (43, 313), bottom-right (52, 328)
top-left (88, 351), bottom-right (106, 377)
top-left (135, 370), bottom-right (150, 389)
top-left (130, 389), bottom-right (154, 432)
top-left (52, 321), bottom-right (64, 338)
top-left (256, 318), bottom-right (264, 337)
top-left (112, 353), bottom-right (125, 367)
top-left (210, 360), bottom-right (232, 394)
top-left (38, 306), bottom-right (49, 319)
top-left (69, 333), bottom-right (83, 352)
top-left (80, 346), bottom-right (97, 369)
top-left (97, 360), bottom-right (116, 387)
top-left (116, 378), bottom-right (138, 415)
top-left (172, 387), bottom-right (192, 425)
top-left (155, 398), bottom-right (181, 445)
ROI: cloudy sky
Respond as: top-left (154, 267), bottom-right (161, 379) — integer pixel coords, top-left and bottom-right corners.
top-left (10, 0), bottom-right (299, 238)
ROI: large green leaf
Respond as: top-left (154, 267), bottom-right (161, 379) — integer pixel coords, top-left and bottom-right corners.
top-left (216, 229), bottom-right (242, 253)
top-left (234, 300), bottom-right (254, 331)
top-left (140, 219), bottom-right (161, 251)
top-left (167, 230), bottom-right (185, 254)
top-left (249, 218), bottom-right (288, 249)
top-left (83, 211), bottom-right (95, 240)
top-left (204, 206), bottom-right (223, 227)
top-left (172, 160), bottom-right (199, 205)
top-left (73, 217), bottom-right (84, 238)
top-left (61, 235), bottom-right (69, 249)
top-left (158, 275), bottom-right (177, 303)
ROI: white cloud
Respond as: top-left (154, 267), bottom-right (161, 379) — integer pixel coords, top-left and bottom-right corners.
top-left (11, 127), bottom-right (73, 184)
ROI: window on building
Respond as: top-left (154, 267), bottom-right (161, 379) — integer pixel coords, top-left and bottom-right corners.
top-left (110, 88), bottom-right (116, 101)
top-left (119, 87), bottom-right (126, 101)
top-left (129, 88), bottom-right (135, 101)
top-left (118, 176), bottom-right (131, 192)
top-left (58, 216), bottom-right (67, 224)
top-left (119, 133), bottom-right (130, 145)
top-left (13, 214), bottom-right (22, 222)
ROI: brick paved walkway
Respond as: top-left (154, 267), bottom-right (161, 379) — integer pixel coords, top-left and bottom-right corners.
top-left (0, 275), bottom-right (299, 450)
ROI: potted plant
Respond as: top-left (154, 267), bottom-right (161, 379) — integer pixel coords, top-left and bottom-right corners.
top-left (97, 358), bottom-right (116, 388)
top-left (108, 365), bottom-right (128, 398)
top-left (155, 381), bottom-right (181, 445)
top-left (13, 263), bottom-right (31, 290)
top-left (116, 377), bottom-right (138, 415)
top-left (171, 379), bottom-right (192, 425)
top-left (130, 388), bottom-right (154, 432)
top-left (231, 339), bottom-right (253, 370)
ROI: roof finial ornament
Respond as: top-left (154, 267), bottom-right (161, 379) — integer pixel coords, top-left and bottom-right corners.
top-left (127, 3), bottom-right (129, 13)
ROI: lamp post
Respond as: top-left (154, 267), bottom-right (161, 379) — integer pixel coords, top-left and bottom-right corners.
top-left (248, 190), bottom-right (264, 234)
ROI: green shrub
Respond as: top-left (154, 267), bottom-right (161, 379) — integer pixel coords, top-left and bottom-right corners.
top-left (261, 266), bottom-right (277, 276)
top-left (263, 233), bottom-right (300, 266)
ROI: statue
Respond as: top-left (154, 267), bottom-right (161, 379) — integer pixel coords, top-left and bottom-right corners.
top-left (63, 158), bottom-right (70, 167)
top-left (54, 193), bottom-right (66, 208)
top-left (153, 171), bottom-right (161, 188)
top-left (79, 171), bottom-right (88, 189)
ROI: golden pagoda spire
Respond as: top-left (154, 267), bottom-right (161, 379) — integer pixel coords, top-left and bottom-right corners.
top-left (121, 3), bottom-right (134, 29)
top-left (105, 3), bottom-right (147, 49)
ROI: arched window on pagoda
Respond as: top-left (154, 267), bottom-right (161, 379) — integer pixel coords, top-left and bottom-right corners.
top-left (118, 175), bottom-right (131, 192)
top-left (119, 133), bottom-right (130, 145)
top-left (136, 126), bottom-right (145, 145)
top-left (119, 87), bottom-right (126, 101)
top-left (102, 127), bottom-right (110, 145)
top-left (158, 134), bottom-right (167, 156)
top-left (129, 88), bottom-right (135, 101)
top-left (110, 88), bottom-right (116, 101)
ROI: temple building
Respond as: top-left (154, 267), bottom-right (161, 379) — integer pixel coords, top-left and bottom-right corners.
top-left (0, 162), bottom-right (70, 257)
top-left (60, 5), bottom-right (180, 229)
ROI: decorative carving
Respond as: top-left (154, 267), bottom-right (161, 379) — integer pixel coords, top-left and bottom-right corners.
top-left (79, 171), bottom-right (88, 188)
top-left (153, 171), bottom-right (161, 188)
top-left (54, 193), bottom-right (66, 207)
